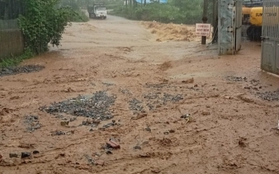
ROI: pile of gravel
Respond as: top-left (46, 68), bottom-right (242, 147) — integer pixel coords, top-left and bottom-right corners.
top-left (129, 92), bottom-right (183, 114)
top-left (24, 115), bottom-right (41, 132)
top-left (256, 89), bottom-right (279, 101)
top-left (129, 98), bottom-right (144, 114)
top-left (0, 65), bottom-right (45, 77)
top-left (40, 91), bottom-right (116, 120)
top-left (225, 76), bottom-right (247, 82)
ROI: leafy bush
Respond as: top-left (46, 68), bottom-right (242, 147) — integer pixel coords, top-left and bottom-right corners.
top-left (59, 0), bottom-right (89, 22)
top-left (111, 0), bottom-right (203, 24)
top-left (18, 0), bottom-right (77, 54)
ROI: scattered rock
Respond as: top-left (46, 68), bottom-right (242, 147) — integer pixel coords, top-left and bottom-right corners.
top-left (95, 159), bottom-right (105, 166)
top-left (145, 127), bottom-right (151, 132)
top-left (139, 153), bottom-right (151, 158)
top-left (164, 131), bottom-right (169, 135)
top-left (85, 154), bottom-right (94, 165)
top-left (169, 129), bottom-right (175, 133)
top-left (106, 139), bottom-right (120, 149)
top-left (60, 153), bottom-right (65, 157)
top-left (103, 82), bottom-right (115, 87)
top-left (226, 76), bottom-right (247, 82)
top-left (129, 98), bottom-right (144, 114)
top-left (238, 137), bottom-right (247, 147)
top-left (182, 78), bottom-right (194, 84)
top-left (142, 92), bottom-right (183, 111)
top-left (103, 122), bottom-right (116, 128)
top-left (250, 79), bottom-right (259, 86)
top-left (133, 145), bottom-right (142, 150)
top-left (181, 114), bottom-right (190, 119)
top-left (60, 121), bottom-right (69, 127)
top-left (224, 96), bottom-right (232, 99)
top-left (0, 65), bottom-right (45, 77)
top-left (105, 150), bottom-right (113, 155)
top-left (131, 113), bottom-right (147, 120)
top-left (62, 87), bottom-right (75, 93)
top-left (51, 130), bottom-right (65, 136)
top-left (24, 115), bottom-right (41, 132)
top-left (82, 119), bottom-right (101, 126)
top-left (237, 94), bottom-right (255, 103)
top-left (256, 89), bottom-right (279, 101)
top-left (33, 150), bottom-right (40, 155)
top-left (21, 152), bottom-right (31, 159)
top-left (9, 153), bottom-right (18, 158)
top-left (119, 88), bottom-right (132, 95)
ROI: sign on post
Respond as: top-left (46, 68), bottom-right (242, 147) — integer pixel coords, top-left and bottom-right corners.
top-left (195, 23), bottom-right (211, 36)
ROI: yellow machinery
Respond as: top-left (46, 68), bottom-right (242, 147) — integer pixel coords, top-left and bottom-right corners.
top-left (242, 0), bottom-right (263, 41)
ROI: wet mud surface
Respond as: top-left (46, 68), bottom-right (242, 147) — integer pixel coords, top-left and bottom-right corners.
top-left (0, 16), bottom-right (278, 174)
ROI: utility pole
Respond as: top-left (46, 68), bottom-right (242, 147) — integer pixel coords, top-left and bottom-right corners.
top-left (212, 0), bottom-right (218, 43)
top-left (202, 0), bottom-right (208, 45)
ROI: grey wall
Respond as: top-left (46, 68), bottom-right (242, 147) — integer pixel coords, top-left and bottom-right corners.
top-left (0, 19), bottom-right (24, 60)
top-left (0, 29), bottom-right (24, 59)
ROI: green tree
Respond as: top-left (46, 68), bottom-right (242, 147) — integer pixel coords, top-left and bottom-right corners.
top-left (19, 0), bottom-right (76, 54)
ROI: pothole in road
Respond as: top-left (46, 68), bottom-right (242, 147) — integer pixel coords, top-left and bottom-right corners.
top-left (0, 65), bottom-right (45, 77)
top-left (40, 91), bottom-right (116, 121)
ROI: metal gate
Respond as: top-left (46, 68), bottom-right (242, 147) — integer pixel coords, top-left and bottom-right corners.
top-left (218, 0), bottom-right (242, 55)
top-left (261, 0), bottom-right (279, 75)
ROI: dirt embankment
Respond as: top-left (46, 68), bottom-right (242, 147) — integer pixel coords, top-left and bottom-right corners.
top-left (141, 21), bottom-right (198, 42)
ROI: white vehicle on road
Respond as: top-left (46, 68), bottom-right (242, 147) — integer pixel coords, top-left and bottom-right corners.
top-left (87, 4), bottom-right (107, 19)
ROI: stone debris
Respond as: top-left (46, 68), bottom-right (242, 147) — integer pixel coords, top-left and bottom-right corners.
top-left (40, 91), bottom-right (116, 121)
top-left (0, 65), bottom-right (45, 77)
top-left (24, 115), bottom-right (41, 132)
top-left (256, 89), bottom-right (279, 101)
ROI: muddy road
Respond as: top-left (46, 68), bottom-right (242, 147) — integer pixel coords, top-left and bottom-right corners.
top-left (0, 16), bottom-right (279, 174)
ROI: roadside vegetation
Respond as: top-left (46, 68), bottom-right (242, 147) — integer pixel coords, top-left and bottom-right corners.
top-left (0, 0), bottom-right (89, 68)
top-left (111, 0), bottom-right (203, 24)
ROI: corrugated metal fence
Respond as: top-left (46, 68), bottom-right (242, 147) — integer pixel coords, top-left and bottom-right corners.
top-left (0, 20), bottom-right (24, 60)
top-left (218, 0), bottom-right (242, 55)
top-left (261, 0), bottom-right (279, 75)
top-left (0, 0), bottom-right (25, 59)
